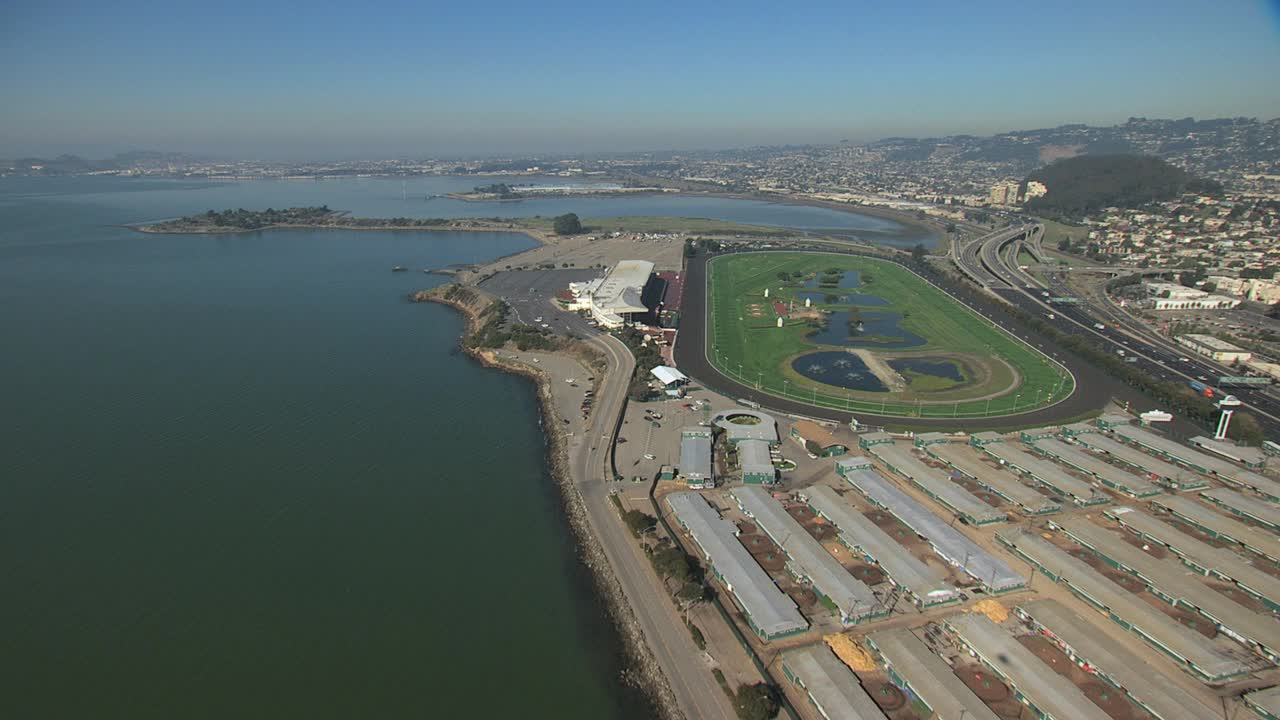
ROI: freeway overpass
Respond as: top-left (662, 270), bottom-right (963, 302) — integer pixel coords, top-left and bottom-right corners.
top-left (954, 224), bottom-right (1039, 288)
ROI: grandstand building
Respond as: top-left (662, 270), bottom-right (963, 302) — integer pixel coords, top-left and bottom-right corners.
top-left (566, 260), bottom-right (655, 328)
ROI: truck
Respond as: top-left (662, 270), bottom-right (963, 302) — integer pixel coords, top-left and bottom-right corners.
top-left (1188, 380), bottom-right (1216, 398)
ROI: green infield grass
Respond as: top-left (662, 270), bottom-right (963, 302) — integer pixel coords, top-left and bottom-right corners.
top-left (705, 251), bottom-right (1073, 418)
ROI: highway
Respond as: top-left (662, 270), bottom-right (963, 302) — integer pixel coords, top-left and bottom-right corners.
top-left (571, 333), bottom-right (737, 720)
top-left (958, 224), bottom-right (1280, 436)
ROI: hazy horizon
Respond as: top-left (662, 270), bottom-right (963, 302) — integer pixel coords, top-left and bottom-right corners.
top-left (3, 0), bottom-right (1279, 160)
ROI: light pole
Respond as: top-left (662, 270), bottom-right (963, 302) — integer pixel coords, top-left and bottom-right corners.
top-left (757, 371), bottom-right (762, 390)
top-left (783, 380), bottom-right (790, 398)
top-left (985, 397), bottom-right (992, 416)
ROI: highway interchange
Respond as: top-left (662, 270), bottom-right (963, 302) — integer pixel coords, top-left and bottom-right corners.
top-left (953, 223), bottom-right (1280, 437)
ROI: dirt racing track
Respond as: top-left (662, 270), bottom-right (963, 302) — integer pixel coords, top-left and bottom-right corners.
top-left (673, 248), bottom-right (1148, 430)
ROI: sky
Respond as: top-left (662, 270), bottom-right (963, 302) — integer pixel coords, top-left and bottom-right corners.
top-left (2, 0), bottom-right (1279, 159)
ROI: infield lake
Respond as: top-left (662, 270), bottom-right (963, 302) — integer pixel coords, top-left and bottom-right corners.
top-left (0, 176), bottom-right (922, 717)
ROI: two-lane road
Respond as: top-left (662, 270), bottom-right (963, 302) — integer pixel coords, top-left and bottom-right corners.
top-left (571, 333), bottom-right (737, 720)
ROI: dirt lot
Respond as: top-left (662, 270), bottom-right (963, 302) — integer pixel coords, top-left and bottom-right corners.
top-left (952, 663), bottom-right (1027, 718)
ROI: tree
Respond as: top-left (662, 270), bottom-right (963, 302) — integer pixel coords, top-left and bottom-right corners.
top-left (622, 510), bottom-right (656, 536)
top-left (910, 243), bottom-right (927, 265)
top-left (651, 546), bottom-right (693, 582)
top-left (733, 683), bottom-right (780, 720)
top-left (553, 212), bottom-right (583, 235)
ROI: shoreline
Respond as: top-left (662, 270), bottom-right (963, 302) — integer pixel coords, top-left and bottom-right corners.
top-left (684, 189), bottom-right (946, 249)
top-left (415, 288), bottom-right (683, 720)
top-left (125, 186), bottom-right (943, 249)
top-left (438, 189), bottom-right (669, 203)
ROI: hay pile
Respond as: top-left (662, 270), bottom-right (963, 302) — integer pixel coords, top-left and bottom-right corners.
top-left (824, 633), bottom-right (876, 672)
top-left (972, 599), bottom-right (1009, 623)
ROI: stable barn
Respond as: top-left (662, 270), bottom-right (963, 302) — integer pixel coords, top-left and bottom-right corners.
top-left (789, 419), bottom-right (848, 457)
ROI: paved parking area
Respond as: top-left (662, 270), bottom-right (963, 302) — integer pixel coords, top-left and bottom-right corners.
top-left (478, 268), bottom-right (599, 335)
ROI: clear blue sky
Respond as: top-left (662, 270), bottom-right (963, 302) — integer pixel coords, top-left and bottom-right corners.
top-left (2, 0), bottom-right (1278, 159)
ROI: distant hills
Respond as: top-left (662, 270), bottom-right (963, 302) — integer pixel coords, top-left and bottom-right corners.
top-left (1024, 154), bottom-right (1222, 219)
top-left (0, 151), bottom-right (205, 175)
top-left (868, 116), bottom-right (1280, 177)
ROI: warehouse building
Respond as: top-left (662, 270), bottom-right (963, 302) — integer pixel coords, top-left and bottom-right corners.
top-left (1104, 506), bottom-right (1280, 611)
top-left (678, 427), bottom-right (714, 489)
top-left (866, 628), bottom-right (999, 720)
top-left (925, 443), bottom-right (1060, 515)
top-left (1151, 495), bottom-right (1280, 561)
top-left (1054, 518), bottom-right (1280, 664)
top-left (838, 460), bottom-right (1025, 593)
top-left (802, 486), bottom-right (958, 609)
top-left (1202, 487), bottom-right (1280, 531)
top-left (666, 492), bottom-right (807, 640)
top-left (1110, 424), bottom-right (1280, 500)
top-left (1016, 600), bottom-right (1218, 720)
top-left (738, 439), bottom-right (777, 485)
top-left (995, 528), bottom-right (1249, 683)
top-left (732, 486), bottom-right (882, 624)
top-left (1188, 435), bottom-right (1266, 469)
top-left (1073, 432), bottom-right (1209, 491)
top-left (790, 420), bottom-right (849, 457)
top-left (1177, 333), bottom-right (1252, 363)
top-left (979, 439), bottom-right (1109, 506)
top-left (944, 613), bottom-right (1112, 720)
top-left (566, 260), bottom-right (655, 328)
top-left (1028, 437), bottom-right (1160, 498)
top-left (780, 645), bottom-right (887, 720)
top-left (866, 442), bottom-right (1006, 525)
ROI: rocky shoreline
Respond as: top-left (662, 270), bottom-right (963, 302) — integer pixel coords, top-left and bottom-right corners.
top-left (413, 287), bottom-right (684, 720)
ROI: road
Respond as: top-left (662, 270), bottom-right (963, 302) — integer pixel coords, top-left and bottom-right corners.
top-left (570, 333), bottom-right (737, 720)
top-left (969, 227), bottom-right (1280, 436)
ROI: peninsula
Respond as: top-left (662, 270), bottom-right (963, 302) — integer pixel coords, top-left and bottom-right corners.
top-left (132, 206), bottom-right (803, 241)
top-left (134, 206), bottom-right (455, 233)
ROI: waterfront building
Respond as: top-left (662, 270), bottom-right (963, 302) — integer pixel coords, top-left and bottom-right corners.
top-left (565, 260), bottom-right (655, 328)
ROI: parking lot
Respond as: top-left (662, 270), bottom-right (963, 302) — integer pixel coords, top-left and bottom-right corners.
top-left (478, 268), bottom-right (599, 335)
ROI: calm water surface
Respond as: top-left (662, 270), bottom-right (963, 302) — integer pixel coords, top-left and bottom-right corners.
top-left (0, 176), bottom-right (919, 717)
top-left (0, 177), bottom-right (655, 719)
